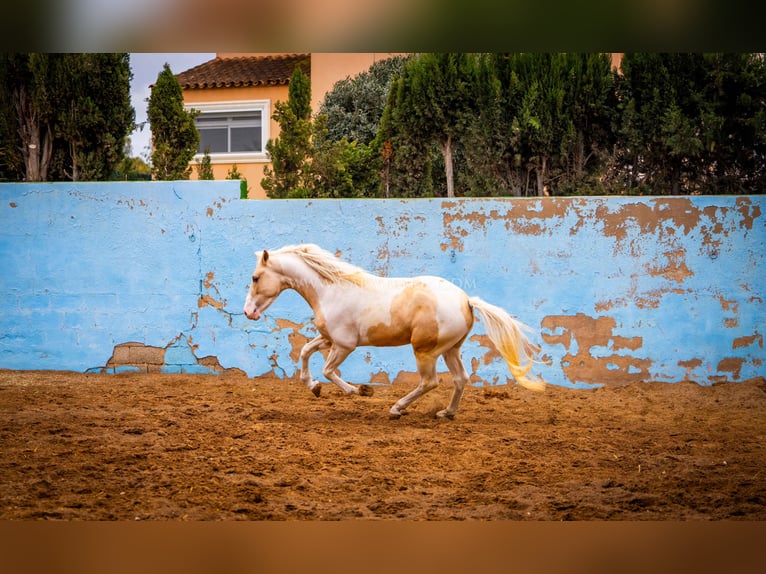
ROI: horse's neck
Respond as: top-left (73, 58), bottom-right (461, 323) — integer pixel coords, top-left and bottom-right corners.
top-left (280, 256), bottom-right (331, 311)
top-left (281, 256), bottom-right (377, 312)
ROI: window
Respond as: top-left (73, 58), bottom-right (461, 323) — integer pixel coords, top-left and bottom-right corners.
top-left (196, 112), bottom-right (262, 153)
top-left (187, 100), bottom-right (270, 162)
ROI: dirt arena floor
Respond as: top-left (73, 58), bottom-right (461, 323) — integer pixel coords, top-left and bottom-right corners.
top-left (1, 370), bottom-right (764, 521)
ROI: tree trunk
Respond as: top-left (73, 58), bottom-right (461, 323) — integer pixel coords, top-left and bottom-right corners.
top-left (536, 155), bottom-right (547, 196)
top-left (15, 86), bottom-right (52, 182)
top-left (382, 141), bottom-right (392, 198)
top-left (441, 134), bottom-right (454, 198)
top-left (524, 166), bottom-right (532, 197)
top-left (671, 164), bottom-right (681, 195)
top-left (576, 132), bottom-right (585, 179)
top-left (21, 121), bottom-right (52, 182)
top-left (68, 101), bottom-right (80, 182)
top-left (25, 127), bottom-right (40, 182)
top-left (69, 140), bottom-right (79, 182)
top-left (40, 125), bottom-right (52, 181)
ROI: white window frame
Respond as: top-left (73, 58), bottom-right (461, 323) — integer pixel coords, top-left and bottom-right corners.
top-left (187, 100), bottom-right (271, 164)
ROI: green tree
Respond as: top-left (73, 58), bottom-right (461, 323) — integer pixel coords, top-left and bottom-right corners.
top-left (264, 64), bottom-right (384, 199)
top-left (0, 54), bottom-right (59, 181)
top-left (195, 148), bottom-right (214, 180)
top-left (148, 63), bottom-right (199, 180)
top-left (309, 114), bottom-right (377, 198)
top-left (387, 53), bottom-right (478, 198)
top-left (376, 72), bottom-right (435, 198)
top-left (471, 53), bottom-right (618, 196)
top-left (114, 140), bottom-right (152, 181)
top-left (316, 55), bottom-right (410, 198)
top-left (513, 53), bottom-right (580, 196)
top-left (319, 55), bottom-right (410, 146)
top-left (262, 66), bottom-right (312, 198)
top-left (699, 53), bottom-right (766, 194)
top-left (0, 54), bottom-right (27, 180)
top-left (616, 53), bottom-right (707, 194)
top-left (559, 53), bottom-right (618, 193)
top-left (226, 163), bottom-right (250, 199)
top-left (0, 53), bottom-right (134, 182)
top-left (50, 53), bottom-right (135, 181)
top-left (459, 53), bottom-right (524, 196)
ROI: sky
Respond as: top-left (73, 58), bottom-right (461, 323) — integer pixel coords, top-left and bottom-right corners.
top-left (129, 53), bottom-right (215, 160)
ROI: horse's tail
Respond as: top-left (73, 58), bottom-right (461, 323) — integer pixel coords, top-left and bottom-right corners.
top-left (469, 296), bottom-right (545, 392)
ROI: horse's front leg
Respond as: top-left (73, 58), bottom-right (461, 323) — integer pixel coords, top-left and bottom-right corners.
top-left (321, 344), bottom-right (359, 395)
top-left (319, 344), bottom-right (374, 397)
top-left (299, 336), bottom-right (331, 397)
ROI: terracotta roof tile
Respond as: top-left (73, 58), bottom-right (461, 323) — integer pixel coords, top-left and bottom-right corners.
top-left (176, 54), bottom-right (310, 90)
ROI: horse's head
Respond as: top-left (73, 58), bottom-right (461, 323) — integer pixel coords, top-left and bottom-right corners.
top-left (243, 250), bottom-right (283, 320)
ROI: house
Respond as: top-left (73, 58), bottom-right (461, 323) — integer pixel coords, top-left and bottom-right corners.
top-left (177, 53), bottom-right (401, 198)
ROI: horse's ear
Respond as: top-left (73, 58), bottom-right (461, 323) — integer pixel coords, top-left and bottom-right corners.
top-left (261, 250), bottom-right (270, 265)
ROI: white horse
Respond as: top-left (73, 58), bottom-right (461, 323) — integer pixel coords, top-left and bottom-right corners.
top-left (244, 244), bottom-right (544, 419)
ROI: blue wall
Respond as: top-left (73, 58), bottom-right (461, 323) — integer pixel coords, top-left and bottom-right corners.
top-left (1, 182), bottom-right (764, 388)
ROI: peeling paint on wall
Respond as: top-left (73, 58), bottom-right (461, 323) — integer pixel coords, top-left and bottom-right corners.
top-left (1, 183), bottom-right (763, 388)
top-left (541, 313), bottom-right (651, 387)
top-left (274, 318), bottom-right (311, 363)
top-left (89, 334), bottom-right (244, 375)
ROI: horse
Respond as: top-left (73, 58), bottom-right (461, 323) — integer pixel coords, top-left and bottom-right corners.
top-left (243, 244), bottom-right (544, 419)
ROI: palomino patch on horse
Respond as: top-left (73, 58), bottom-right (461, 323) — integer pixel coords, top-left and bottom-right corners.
top-left (244, 244), bottom-right (544, 418)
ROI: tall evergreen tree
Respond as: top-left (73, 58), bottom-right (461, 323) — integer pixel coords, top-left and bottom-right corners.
top-left (560, 53), bottom-right (617, 190)
top-left (376, 71), bottom-right (435, 198)
top-left (513, 53), bottom-right (577, 196)
top-left (0, 53), bottom-right (134, 182)
top-left (148, 63), bottom-right (199, 180)
top-left (265, 64), bottom-right (384, 199)
top-left (460, 53), bottom-right (616, 197)
top-left (50, 53), bottom-right (135, 181)
top-left (391, 53), bottom-right (478, 198)
top-left (460, 53), bottom-right (525, 196)
top-left (262, 67), bottom-right (313, 198)
top-left (617, 53), bottom-right (707, 194)
top-left (700, 53), bottom-right (766, 194)
top-left (0, 54), bottom-right (58, 181)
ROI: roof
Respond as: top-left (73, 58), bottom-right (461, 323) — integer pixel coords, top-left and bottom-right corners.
top-left (176, 54), bottom-right (311, 90)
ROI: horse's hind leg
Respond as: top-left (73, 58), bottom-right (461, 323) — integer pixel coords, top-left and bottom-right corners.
top-left (438, 345), bottom-right (470, 419)
top-left (389, 353), bottom-right (439, 418)
top-left (299, 336), bottom-right (331, 396)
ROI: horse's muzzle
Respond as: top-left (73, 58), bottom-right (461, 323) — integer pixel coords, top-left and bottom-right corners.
top-left (243, 298), bottom-right (261, 320)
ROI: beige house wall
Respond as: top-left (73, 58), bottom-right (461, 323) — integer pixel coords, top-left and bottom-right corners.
top-left (184, 84), bottom-right (288, 198)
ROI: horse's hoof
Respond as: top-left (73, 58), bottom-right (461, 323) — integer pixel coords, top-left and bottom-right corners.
top-left (311, 384), bottom-right (321, 398)
top-left (358, 384), bottom-right (374, 397)
top-left (435, 409), bottom-right (455, 420)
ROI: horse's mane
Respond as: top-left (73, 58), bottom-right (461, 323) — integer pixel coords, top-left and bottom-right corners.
top-left (273, 244), bottom-right (369, 285)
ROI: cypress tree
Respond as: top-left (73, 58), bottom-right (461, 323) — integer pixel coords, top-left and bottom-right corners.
top-left (148, 63), bottom-right (199, 180)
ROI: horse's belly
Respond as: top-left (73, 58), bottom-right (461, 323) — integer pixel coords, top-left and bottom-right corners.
top-left (358, 279), bottom-right (468, 351)
top-left (362, 321), bottom-right (413, 347)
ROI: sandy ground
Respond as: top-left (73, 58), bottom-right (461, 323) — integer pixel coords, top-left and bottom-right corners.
top-left (1, 370), bottom-right (764, 520)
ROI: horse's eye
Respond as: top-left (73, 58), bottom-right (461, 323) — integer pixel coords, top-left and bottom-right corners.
top-left (252, 275), bottom-right (258, 283)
